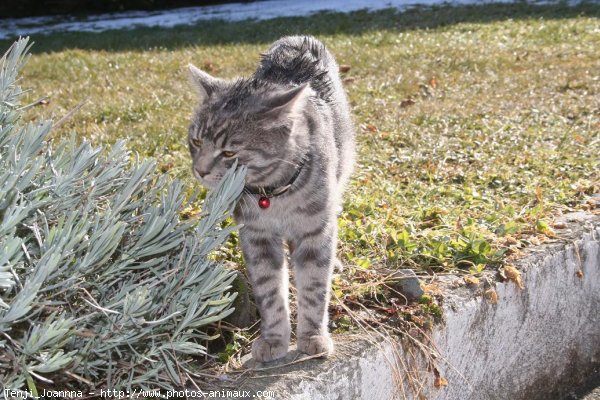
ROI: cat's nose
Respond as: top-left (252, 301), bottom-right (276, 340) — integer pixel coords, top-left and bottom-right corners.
top-left (195, 166), bottom-right (209, 178)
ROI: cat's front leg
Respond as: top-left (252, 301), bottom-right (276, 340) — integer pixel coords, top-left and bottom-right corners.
top-left (290, 220), bottom-right (336, 357)
top-left (240, 226), bottom-right (291, 362)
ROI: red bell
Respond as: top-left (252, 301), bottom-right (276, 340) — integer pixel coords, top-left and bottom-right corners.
top-left (258, 196), bottom-right (270, 209)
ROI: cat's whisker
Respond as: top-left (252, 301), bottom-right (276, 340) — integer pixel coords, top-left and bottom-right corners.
top-left (239, 193), bottom-right (251, 215)
top-left (243, 196), bottom-right (252, 215)
top-left (271, 157), bottom-right (303, 168)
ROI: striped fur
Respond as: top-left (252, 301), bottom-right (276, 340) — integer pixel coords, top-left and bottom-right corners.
top-left (188, 36), bottom-right (355, 362)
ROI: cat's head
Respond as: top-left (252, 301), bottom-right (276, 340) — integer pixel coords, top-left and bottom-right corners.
top-left (187, 64), bottom-right (311, 189)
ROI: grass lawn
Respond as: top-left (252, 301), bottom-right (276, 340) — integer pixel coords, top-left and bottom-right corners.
top-left (3, 2), bottom-right (599, 289)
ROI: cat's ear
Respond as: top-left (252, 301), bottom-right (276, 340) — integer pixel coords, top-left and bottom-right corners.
top-left (262, 84), bottom-right (310, 119)
top-left (188, 64), bottom-right (222, 102)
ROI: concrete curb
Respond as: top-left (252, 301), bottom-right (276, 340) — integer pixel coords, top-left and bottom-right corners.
top-left (218, 212), bottom-right (600, 400)
top-left (433, 212), bottom-right (600, 400)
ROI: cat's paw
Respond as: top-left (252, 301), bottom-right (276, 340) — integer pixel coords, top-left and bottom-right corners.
top-left (333, 258), bottom-right (344, 272)
top-left (297, 335), bottom-right (334, 357)
top-left (252, 337), bottom-right (289, 362)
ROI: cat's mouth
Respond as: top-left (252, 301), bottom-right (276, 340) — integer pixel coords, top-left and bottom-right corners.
top-left (200, 176), bottom-right (220, 188)
top-left (192, 168), bottom-right (220, 189)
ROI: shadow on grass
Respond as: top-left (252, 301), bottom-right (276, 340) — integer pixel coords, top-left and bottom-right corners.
top-left (1, 2), bottom-right (599, 53)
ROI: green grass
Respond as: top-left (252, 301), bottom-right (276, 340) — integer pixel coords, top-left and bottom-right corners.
top-left (5, 3), bottom-right (599, 281)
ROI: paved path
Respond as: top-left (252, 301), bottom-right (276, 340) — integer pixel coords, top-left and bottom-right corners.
top-left (583, 387), bottom-right (600, 399)
top-left (570, 375), bottom-right (600, 400)
top-left (580, 384), bottom-right (600, 399)
top-left (0, 0), bottom-right (515, 39)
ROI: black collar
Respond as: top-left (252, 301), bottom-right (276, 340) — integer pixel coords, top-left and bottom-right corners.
top-left (244, 156), bottom-right (308, 198)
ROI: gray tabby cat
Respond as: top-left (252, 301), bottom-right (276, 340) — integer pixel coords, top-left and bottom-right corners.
top-left (187, 36), bottom-right (355, 362)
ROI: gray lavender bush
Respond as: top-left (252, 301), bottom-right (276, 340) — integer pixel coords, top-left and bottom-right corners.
top-left (0, 38), bottom-right (245, 393)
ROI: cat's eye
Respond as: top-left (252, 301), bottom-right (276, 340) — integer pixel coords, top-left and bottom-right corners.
top-left (222, 151), bottom-right (236, 158)
top-left (191, 138), bottom-right (202, 147)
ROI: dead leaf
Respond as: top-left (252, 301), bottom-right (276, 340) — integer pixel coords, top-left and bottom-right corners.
top-left (433, 367), bottom-right (448, 387)
top-left (543, 229), bottom-right (557, 238)
top-left (574, 134), bottom-right (586, 144)
top-left (504, 265), bottom-right (524, 289)
top-left (412, 315), bottom-right (426, 326)
top-left (434, 376), bottom-right (448, 387)
top-left (455, 217), bottom-right (463, 230)
top-left (400, 98), bottom-right (416, 108)
top-left (484, 288), bottom-right (498, 304)
top-left (365, 124), bottom-right (378, 132)
top-left (342, 77), bottom-right (355, 84)
top-left (339, 64), bottom-right (351, 73)
top-left (180, 206), bottom-right (201, 220)
top-left (552, 222), bottom-right (567, 229)
top-left (464, 276), bottom-right (480, 286)
top-left (423, 283), bottom-right (443, 296)
top-left (159, 162), bottom-right (174, 173)
top-left (202, 61), bottom-right (215, 72)
top-left (505, 246), bottom-right (525, 258)
top-left (535, 186), bottom-right (543, 203)
top-left (576, 270), bottom-right (584, 279)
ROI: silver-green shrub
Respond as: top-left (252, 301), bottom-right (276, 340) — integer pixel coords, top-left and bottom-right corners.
top-left (0, 38), bottom-right (245, 393)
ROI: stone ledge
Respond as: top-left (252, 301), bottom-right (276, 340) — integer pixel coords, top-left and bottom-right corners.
top-left (206, 212), bottom-right (600, 400)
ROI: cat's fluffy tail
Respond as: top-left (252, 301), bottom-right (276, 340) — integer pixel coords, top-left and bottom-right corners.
top-left (256, 35), bottom-right (339, 103)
